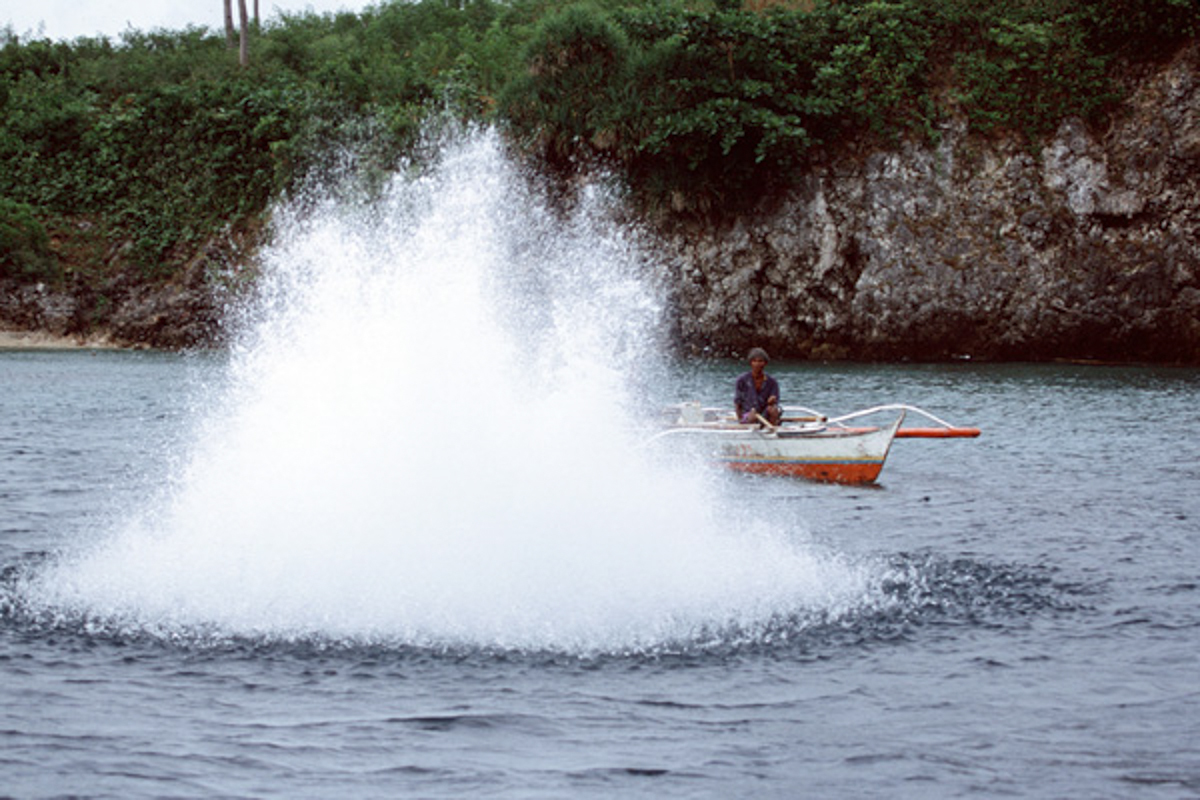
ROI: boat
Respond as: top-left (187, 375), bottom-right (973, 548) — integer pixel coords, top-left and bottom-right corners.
top-left (650, 403), bottom-right (980, 484)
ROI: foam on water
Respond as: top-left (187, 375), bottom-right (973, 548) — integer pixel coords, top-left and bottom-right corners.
top-left (22, 131), bottom-right (888, 653)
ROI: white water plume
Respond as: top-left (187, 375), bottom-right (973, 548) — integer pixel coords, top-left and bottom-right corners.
top-left (27, 130), bottom-right (886, 653)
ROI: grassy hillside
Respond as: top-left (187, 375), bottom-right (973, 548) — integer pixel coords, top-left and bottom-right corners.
top-left (2, 0), bottom-right (1196, 286)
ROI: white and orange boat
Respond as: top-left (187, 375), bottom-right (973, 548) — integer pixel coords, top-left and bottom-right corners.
top-left (652, 404), bottom-right (980, 484)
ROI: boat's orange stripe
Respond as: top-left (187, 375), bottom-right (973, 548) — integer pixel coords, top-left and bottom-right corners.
top-left (723, 460), bottom-right (885, 484)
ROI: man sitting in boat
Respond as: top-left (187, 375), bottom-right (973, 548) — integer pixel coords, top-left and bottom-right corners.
top-left (735, 347), bottom-right (782, 425)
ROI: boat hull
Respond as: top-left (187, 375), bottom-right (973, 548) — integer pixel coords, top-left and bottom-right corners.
top-left (713, 417), bottom-right (903, 484)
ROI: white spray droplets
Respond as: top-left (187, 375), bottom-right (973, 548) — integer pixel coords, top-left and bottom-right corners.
top-left (23, 131), bottom-right (889, 654)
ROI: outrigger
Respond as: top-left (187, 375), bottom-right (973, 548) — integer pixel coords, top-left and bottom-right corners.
top-left (651, 403), bottom-right (980, 484)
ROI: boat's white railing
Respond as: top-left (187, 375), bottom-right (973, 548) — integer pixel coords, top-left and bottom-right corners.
top-left (660, 403), bottom-right (971, 430)
top-left (644, 421), bottom-right (777, 444)
top-left (781, 405), bottom-right (826, 420)
top-left (818, 404), bottom-right (961, 429)
top-left (652, 402), bottom-right (978, 443)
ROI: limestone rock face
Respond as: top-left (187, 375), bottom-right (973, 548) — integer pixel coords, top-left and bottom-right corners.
top-left (0, 241), bottom-right (236, 350)
top-left (655, 45), bottom-right (1200, 363)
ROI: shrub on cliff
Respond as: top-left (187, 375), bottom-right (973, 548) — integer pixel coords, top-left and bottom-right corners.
top-left (952, 14), bottom-right (1113, 140)
top-left (813, 1), bottom-right (935, 139)
top-left (0, 198), bottom-right (59, 282)
top-left (616, 5), bottom-right (834, 213)
top-left (1080, 0), bottom-right (1200, 58)
top-left (502, 4), bottom-right (846, 212)
top-left (499, 4), bottom-right (632, 178)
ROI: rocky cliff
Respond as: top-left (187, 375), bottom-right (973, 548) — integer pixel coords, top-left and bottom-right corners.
top-left (655, 43), bottom-right (1200, 364)
top-left (0, 233), bottom-right (245, 350)
top-left (4, 45), bottom-right (1198, 362)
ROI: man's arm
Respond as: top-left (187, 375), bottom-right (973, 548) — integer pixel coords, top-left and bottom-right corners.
top-left (734, 374), bottom-right (749, 418)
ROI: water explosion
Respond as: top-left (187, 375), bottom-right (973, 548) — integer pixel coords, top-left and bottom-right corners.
top-left (21, 131), bottom-right (887, 653)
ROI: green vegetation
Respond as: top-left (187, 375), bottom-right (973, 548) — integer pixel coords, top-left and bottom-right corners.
top-left (1, 0), bottom-right (1196, 281)
top-left (0, 197), bottom-right (58, 281)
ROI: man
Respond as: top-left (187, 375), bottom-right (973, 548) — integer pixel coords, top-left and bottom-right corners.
top-left (734, 347), bottom-right (782, 425)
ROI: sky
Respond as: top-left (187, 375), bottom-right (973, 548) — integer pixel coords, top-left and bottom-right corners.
top-left (4, 1), bottom-right (371, 42)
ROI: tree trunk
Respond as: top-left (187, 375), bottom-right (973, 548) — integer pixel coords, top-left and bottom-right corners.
top-left (223, 0), bottom-right (235, 48)
top-left (253, 0), bottom-right (260, 26)
top-left (238, 0), bottom-right (249, 67)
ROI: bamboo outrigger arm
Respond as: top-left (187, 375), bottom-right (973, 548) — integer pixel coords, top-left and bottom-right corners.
top-left (815, 404), bottom-right (981, 438)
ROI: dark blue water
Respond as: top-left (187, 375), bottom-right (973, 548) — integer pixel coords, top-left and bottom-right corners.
top-left (3, 350), bottom-right (1198, 798)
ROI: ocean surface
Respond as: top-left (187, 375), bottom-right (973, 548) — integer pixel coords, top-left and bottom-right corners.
top-left (3, 132), bottom-right (1199, 798)
top-left (3, 352), bottom-right (1198, 799)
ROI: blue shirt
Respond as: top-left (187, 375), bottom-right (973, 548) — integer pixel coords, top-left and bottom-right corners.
top-left (735, 371), bottom-right (780, 418)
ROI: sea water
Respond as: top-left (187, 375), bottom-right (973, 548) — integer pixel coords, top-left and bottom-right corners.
top-left (2, 131), bottom-right (1199, 798)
